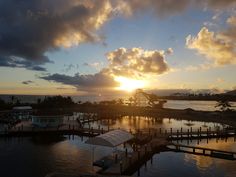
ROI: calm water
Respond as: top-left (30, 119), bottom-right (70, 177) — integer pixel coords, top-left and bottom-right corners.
top-left (0, 116), bottom-right (235, 177)
top-left (1, 94), bottom-right (236, 111)
top-left (164, 100), bottom-right (236, 111)
top-left (135, 138), bottom-right (236, 177)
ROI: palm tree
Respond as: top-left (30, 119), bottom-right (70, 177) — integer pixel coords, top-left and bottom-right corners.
top-left (128, 97), bottom-right (136, 106)
top-left (215, 98), bottom-right (232, 112)
top-left (116, 98), bottom-right (124, 105)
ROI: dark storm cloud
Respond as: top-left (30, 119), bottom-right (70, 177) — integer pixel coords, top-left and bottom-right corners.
top-left (1, 0), bottom-right (235, 71)
top-left (22, 80), bottom-right (34, 85)
top-left (40, 70), bottom-right (118, 90)
top-left (0, 0), bottom-right (112, 69)
top-left (0, 56), bottom-right (47, 71)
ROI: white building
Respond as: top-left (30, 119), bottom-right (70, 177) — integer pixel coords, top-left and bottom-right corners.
top-left (31, 115), bottom-right (64, 128)
top-left (12, 106), bottom-right (33, 120)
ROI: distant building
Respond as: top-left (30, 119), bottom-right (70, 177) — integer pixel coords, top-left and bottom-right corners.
top-left (12, 106), bottom-right (33, 120)
top-left (32, 115), bottom-right (64, 128)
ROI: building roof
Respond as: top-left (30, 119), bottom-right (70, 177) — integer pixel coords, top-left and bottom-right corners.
top-left (85, 129), bottom-right (134, 147)
top-left (13, 106), bottom-right (32, 110)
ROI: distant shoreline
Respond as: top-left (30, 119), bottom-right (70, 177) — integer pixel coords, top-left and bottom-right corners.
top-left (35, 105), bottom-right (236, 127)
top-left (1, 94), bottom-right (236, 102)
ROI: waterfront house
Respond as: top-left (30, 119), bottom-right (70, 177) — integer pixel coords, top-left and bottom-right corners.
top-left (12, 106), bottom-right (33, 120)
top-left (31, 115), bottom-right (64, 128)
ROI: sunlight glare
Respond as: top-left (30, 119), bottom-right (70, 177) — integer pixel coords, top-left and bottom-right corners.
top-left (115, 76), bottom-right (146, 92)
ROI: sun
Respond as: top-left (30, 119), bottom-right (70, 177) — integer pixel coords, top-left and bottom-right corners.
top-left (114, 76), bottom-right (146, 92)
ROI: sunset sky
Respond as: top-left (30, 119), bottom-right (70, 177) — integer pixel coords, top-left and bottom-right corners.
top-left (0, 0), bottom-right (236, 96)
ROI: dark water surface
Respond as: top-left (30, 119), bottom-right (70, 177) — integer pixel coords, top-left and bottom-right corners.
top-left (0, 116), bottom-right (235, 177)
top-left (135, 138), bottom-right (236, 177)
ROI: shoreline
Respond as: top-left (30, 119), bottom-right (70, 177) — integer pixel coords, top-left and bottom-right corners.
top-left (38, 105), bottom-right (236, 127)
top-left (1, 105), bottom-right (236, 128)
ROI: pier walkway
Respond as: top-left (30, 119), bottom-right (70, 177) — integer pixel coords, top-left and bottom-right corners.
top-left (100, 137), bottom-right (169, 175)
top-left (167, 143), bottom-right (236, 160)
top-left (1, 124), bottom-right (109, 137)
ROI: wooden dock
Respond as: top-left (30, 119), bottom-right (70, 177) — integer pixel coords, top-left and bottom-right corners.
top-left (1, 125), bottom-right (109, 137)
top-left (168, 129), bottom-right (236, 140)
top-left (96, 137), bottom-right (169, 175)
top-left (167, 143), bottom-right (236, 160)
top-left (133, 127), bottom-right (236, 141)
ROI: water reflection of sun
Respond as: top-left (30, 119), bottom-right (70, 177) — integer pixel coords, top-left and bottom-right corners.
top-left (184, 138), bottom-right (236, 171)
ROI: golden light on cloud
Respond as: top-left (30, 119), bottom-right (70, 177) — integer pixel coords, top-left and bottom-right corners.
top-left (114, 76), bottom-right (146, 92)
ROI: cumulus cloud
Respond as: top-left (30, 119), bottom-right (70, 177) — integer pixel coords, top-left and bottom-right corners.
top-left (41, 47), bottom-right (171, 90)
top-left (165, 48), bottom-right (174, 55)
top-left (114, 0), bottom-right (189, 17)
top-left (1, 0), bottom-right (236, 71)
top-left (201, 0), bottom-right (236, 9)
top-left (114, 0), bottom-right (236, 17)
top-left (83, 62), bottom-right (104, 70)
top-left (62, 64), bottom-right (79, 73)
top-left (185, 63), bottom-right (213, 71)
top-left (186, 24), bottom-right (236, 65)
top-left (106, 47), bottom-right (169, 78)
top-left (0, 0), bottom-right (112, 69)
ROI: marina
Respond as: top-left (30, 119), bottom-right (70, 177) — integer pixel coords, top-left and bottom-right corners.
top-left (1, 112), bottom-right (236, 176)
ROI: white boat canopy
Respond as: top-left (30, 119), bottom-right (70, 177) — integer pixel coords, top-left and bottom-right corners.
top-left (85, 129), bottom-right (134, 147)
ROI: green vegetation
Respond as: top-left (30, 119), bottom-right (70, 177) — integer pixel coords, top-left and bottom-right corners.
top-left (35, 95), bottom-right (75, 109)
top-left (0, 97), bottom-right (22, 110)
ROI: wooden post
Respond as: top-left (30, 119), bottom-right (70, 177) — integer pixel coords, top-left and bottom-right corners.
top-left (115, 153), bottom-right (118, 163)
top-left (159, 128), bottom-right (162, 134)
top-left (234, 129), bottom-right (236, 142)
top-left (199, 127), bottom-right (202, 138)
top-left (120, 161), bottom-right (123, 174)
top-left (138, 149), bottom-right (140, 160)
top-left (125, 148), bottom-right (128, 157)
top-left (129, 155), bottom-right (132, 165)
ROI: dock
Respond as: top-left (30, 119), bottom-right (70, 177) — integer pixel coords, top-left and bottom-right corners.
top-left (1, 121), bottom-right (236, 176)
top-left (99, 137), bottom-right (169, 175)
top-left (167, 143), bottom-right (236, 160)
top-left (1, 124), bottom-right (109, 137)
